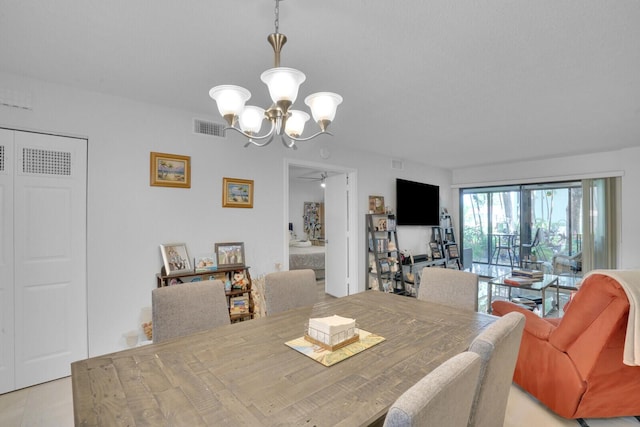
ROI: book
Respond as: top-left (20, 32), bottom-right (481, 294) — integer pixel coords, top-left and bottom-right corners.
top-left (511, 268), bottom-right (544, 278)
top-left (503, 276), bottom-right (535, 286)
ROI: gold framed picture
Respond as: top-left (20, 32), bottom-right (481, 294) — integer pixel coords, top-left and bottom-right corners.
top-left (150, 152), bottom-right (191, 188)
top-left (222, 177), bottom-right (254, 208)
top-left (369, 195), bottom-right (385, 214)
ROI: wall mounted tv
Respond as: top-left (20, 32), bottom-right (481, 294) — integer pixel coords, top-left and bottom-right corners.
top-left (396, 178), bottom-right (440, 226)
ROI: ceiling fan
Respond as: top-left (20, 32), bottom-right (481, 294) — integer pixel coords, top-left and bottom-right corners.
top-left (296, 171), bottom-right (329, 187)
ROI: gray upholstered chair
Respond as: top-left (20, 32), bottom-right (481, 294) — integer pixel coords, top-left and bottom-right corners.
top-left (467, 311), bottom-right (525, 427)
top-left (264, 269), bottom-right (317, 316)
top-left (383, 351), bottom-right (482, 427)
top-left (152, 280), bottom-right (230, 343)
top-left (417, 267), bottom-right (479, 312)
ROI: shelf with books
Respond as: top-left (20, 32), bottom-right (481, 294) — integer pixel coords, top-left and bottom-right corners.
top-left (365, 213), bottom-right (405, 293)
top-left (156, 265), bottom-right (254, 322)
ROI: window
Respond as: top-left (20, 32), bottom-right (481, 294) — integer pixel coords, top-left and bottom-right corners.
top-left (461, 181), bottom-right (582, 267)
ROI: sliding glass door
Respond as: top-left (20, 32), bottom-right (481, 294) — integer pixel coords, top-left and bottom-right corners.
top-left (461, 181), bottom-right (582, 268)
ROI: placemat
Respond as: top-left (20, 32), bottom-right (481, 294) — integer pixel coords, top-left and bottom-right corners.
top-left (285, 329), bottom-right (385, 367)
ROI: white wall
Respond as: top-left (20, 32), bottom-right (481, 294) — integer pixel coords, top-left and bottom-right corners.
top-left (450, 148), bottom-right (640, 269)
top-left (0, 71), bottom-right (452, 356)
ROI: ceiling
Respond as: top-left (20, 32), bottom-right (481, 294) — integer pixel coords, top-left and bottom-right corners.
top-left (2, 1), bottom-right (639, 169)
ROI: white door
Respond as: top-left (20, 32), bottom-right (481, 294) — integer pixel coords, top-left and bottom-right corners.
top-left (324, 173), bottom-right (350, 297)
top-left (0, 129), bottom-right (16, 393)
top-left (3, 130), bottom-right (87, 392)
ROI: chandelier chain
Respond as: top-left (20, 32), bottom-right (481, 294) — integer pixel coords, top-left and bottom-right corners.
top-left (274, 0), bottom-right (280, 34)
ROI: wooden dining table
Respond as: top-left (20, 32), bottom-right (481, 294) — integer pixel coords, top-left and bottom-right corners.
top-left (71, 291), bottom-right (497, 426)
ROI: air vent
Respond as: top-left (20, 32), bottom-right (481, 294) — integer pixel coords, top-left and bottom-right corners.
top-left (391, 159), bottom-right (404, 170)
top-left (22, 147), bottom-right (71, 176)
top-left (193, 119), bottom-right (226, 137)
top-left (0, 146), bottom-right (4, 172)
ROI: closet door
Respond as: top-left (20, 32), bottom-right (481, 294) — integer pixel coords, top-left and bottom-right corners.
top-left (0, 129), bottom-right (15, 393)
top-left (13, 131), bottom-right (87, 390)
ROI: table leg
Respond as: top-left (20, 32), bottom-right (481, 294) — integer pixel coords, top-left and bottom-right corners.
top-left (487, 282), bottom-right (493, 314)
top-left (541, 287), bottom-right (546, 318)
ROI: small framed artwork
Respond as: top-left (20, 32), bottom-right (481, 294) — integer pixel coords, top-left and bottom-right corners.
top-left (160, 243), bottom-right (192, 275)
top-left (376, 218), bottom-right (388, 231)
top-left (369, 195), bottom-right (385, 214)
top-left (429, 242), bottom-right (443, 259)
top-left (150, 152), bottom-right (191, 188)
top-left (215, 242), bottom-right (245, 269)
top-left (222, 177), bottom-right (254, 208)
top-left (194, 254), bottom-right (217, 272)
top-left (447, 244), bottom-right (459, 258)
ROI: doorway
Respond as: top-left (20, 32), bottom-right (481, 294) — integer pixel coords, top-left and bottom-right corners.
top-left (286, 160), bottom-right (357, 297)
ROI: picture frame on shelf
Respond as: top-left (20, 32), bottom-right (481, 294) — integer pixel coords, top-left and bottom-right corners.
top-left (222, 177), bottom-right (254, 208)
top-left (215, 242), bottom-right (245, 269)
top-left (379, 259), bottom-right (390, 273)
top-left (368, 195), bottom-right (385, 214)
top-left (160, 243), bottom-right (192, 275)
top-left (376, 218), bottom-right (387, 231)
top-left (447, 244), bottom-right (459, 258)
top-left (429, 242), bottom-right (443, 259)
top-left (150, 152), bottom-right (191, 188)
top-left (194, 254), bottom-right (217, 272)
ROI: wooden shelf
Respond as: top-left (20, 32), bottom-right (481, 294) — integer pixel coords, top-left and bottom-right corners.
top-left (156, 265), bottom-right (254, 322)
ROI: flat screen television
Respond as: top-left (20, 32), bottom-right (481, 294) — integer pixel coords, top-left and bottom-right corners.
top-left (396, 178), bottom-right (440, 226)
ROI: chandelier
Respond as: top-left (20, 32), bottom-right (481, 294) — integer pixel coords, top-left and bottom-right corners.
top-left (209, 0), bottom-right (342, 149)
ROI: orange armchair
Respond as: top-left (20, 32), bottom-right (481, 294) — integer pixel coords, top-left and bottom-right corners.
top-left (492, 273), bottom-right (640, 419)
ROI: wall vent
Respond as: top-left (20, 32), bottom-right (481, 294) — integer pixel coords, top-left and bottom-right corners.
top-left (0, 146), bottom-right (4, 172)
top-left (22, 147), bottom-right (71, 176)
top-left (391, 159), bottom-right (404, 170)
top-left (193, 119), bottom-right (226, 137)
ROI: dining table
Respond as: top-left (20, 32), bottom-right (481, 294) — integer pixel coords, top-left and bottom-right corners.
top-left (71, 290), bottom-right (497, 426)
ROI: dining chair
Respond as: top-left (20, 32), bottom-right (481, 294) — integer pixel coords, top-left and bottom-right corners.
top-left (467, 311), bottom-right (525, 427)
top-left (383, 351), bottom-right (482, 427)
top-left (418, 267), bottom-right (479, 312)
top-left (152, 280), bottom-right (230, 343)
top-left (264, 269), bottom-right (317, 315)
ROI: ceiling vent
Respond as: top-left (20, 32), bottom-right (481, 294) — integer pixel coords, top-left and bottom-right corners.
top-left (391, 159), bottom-right (404, 170)
top-left (193, 119), bottom-right (226, 137)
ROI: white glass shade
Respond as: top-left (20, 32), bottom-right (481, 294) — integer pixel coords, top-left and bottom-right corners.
top-left (304, 92), bottom-right (343, 123)
top-left (239, 106), bottom-right (265, 134)
top-left (260, 67), bottom-right (306, 104)
top-left (285, 110), bottom-right (310, 137)
top-left (209, 85), bottom-right (251, 117)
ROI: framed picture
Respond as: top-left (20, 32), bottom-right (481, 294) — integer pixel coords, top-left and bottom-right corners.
top-left (160, 243), bottom-right (192, 275)
top-left (215, 242), bottom-right (245, 268)
top-left (369, 195), bottom-right (385, 214)
top-left (447, 244), bottom-right (459, 258)
top-left (150, 152), bottom-right (191, 188)
top-left (222, 177), bottom-right (254, 208)
top-left (194, 254), bottom-right (217, 272)
top-left (376, 218), bottom-right (388, 231)
top-left (429, 242), bottom-right (443, 259)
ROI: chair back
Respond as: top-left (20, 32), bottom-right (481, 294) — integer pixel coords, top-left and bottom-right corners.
top-left (264, 269), bottom-right (317, 315)
top-left (467, 312), bottom-right (525, 427)
top-left (152, 280), bottom-right (230, 343)
top-left (418, 267), bottom-right (479, 311)
top-left (383, 352), bottom-right (482, 427)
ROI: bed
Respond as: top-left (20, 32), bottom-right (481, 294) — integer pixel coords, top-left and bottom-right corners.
top-left (289, 241), bottom-right (325, 280)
